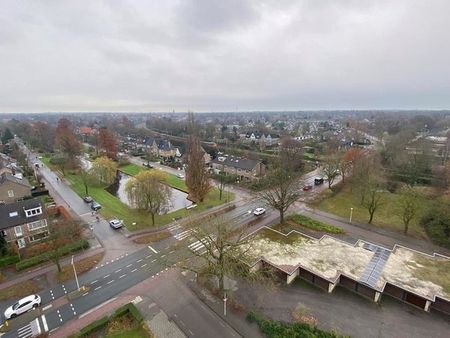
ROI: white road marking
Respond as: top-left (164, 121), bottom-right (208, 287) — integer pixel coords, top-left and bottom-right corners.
top-left (42, 304), bottom-right (52, 311)
top-left (137, 259), bottom-right (143, 263)
top-left (169, 250), bottom-right (175, 254)
top-left (119, 274), bottom-right (126, 279)
top-left (94, 286), bottom-right (102, 291)
top-left (103, 274), bottom-right (110, 279)
top-left (131, 268), bottom-right (137, 272)
top-left (126, 263), bottom-right (132, 268)
top-left (141, 263), bottom-right (147, 268)
top-left (107, 280), bottom-right (114, 285)
top-left (148, 245), bottom-right (158, 254)
top-left (82, 292), bottom-right (89, 296)
top-left (146, 254), bottom-right (152, 258)
top-left (41, 314), bottom-right (49, 332)
top-left (115, 269), bottom-right (122, 273)
top-left (161, 254), bottom-right (166, 258)
top-left (90, 280), bottom-right (98, 285)
top-left (189, 329), bottom-right (194, 335)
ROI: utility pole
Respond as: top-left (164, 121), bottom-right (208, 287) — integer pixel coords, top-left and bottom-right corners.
top-left (349, 207), bottom-right (353, 224)
top-left (223, 292), bottom-right (227, 316)
top-left (71, 255), bottom-right (80, 291)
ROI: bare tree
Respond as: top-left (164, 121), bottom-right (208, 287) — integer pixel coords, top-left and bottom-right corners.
top-left (321, 155), bottom-right (340, 189)
top-left (260, 169), bottom-right (300, 224)
top-left (398, 186), bottom-right (419, 234)
top-left (185, 113), bottom-right (211, 202)
top-left (126, 171), bottom-right (171, 226)
top-left (47, 218), bottom-right (83, 272)
top-left (363, 187), bottom-right (383, 224)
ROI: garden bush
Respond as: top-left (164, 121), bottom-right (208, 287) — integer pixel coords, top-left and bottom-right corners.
top-left (0, 255), bottom-right (20, 268)
top-left (16, 240), bottom-right (89, 271)
top-left (247, 310), bottom-right (346, 338)
top-left (287, 214), bottom-right (344, 234)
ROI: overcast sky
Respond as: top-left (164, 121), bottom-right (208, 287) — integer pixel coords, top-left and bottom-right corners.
top-left (1, 0), bottom-right (450, 112)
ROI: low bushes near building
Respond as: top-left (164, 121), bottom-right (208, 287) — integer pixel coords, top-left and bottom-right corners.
top-left (16, 239), bottom-right (89, 271)
top-left (72, 303), bottom-right (151, 338)
top-left (283, 214), bottom-right (345, 234)
top-left (0, 255), bottom-right (20, 268)
top-left (247, 310), bottom-right (346, 338)
top-left (132, 231), bottom-right (171, 244)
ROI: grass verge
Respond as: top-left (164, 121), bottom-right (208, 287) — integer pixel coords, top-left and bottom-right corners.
top-left (283, 214), bottom-right (344, 234)
top-left (0, 280), bottom-right (40, 300)
top-left (57, 253), bottom-right (104, 282)
top-left (313, 185), bottom-right (430, 238)
top-left (133, 231), bottom-right (171, 244)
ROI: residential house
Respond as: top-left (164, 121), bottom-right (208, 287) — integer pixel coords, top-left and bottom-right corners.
top-left (211, 154), bottom-right (265, 181)
top-left (245, 131), bottom-right (279, 146)
top-left (0, 198), bottom-right (48, 249)
top-left (0, 173), bottom-right (31, 204)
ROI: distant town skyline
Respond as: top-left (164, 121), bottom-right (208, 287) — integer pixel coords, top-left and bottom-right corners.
top-left (1, 0), bottom-right (450, 112)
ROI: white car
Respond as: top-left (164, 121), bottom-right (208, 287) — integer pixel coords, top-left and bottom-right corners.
top-left (177, 174), bottom-right (185, 179)
top-left (109, 219), bottom-right (123, 229)
top-left (253, 208), bottom-right (266, 216)
top-left (4, 295), bottom-right (41, 319)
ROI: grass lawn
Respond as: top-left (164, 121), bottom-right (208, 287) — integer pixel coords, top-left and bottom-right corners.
top-left (40, 153), bottom-right (53, 167)
top-left (57, 253), bottom-right (104, 282)
top-left (276, 214), bottom-right (345, 234)
top-left (133, 231), bottom-right (171, 244)
top-left (0, 280), bottom-right (40, 300)
top-left (119, 163), bottom-right (188, 192)
top-left (66, 170), bottom-right (234, 232)
top-left (313, 185), bottom-right (430, 238)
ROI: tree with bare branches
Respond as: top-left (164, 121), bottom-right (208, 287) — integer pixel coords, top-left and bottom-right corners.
top-left (321, 155), bottom-right (340, 189)
top-left (260, 169), bottom-right (300, 224)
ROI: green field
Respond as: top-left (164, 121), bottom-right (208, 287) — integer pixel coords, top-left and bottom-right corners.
top-left (66, 165), bottom-right (233, 231)
top-left (314, 186), bottom-right (430, 238)
top-left (119, 163), bottom-right (188, 192)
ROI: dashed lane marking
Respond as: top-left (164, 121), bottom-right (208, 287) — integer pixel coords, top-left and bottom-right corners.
top-left (103, 274), bottom-right (110, 279)
top-left (126, 263), bottom-right (133, 268)
top-left (107, 280), bottom-right (114, 285)
top-left (115, 268), bottom-right (122, 273)
top-left (148, 245), bottom-right (158, 254)
top-left (137, 259), bottom-right (143, 263)
top-left (42, 304), bottom-right (52, 311)
top-left (57, 309), bottom-right (63, 322)
top-left (90, 280), bottom-right (98, 284)
top-left (146, 254), bottom-right (152, 258)
top-left (131, 268), bottom-right (137, 273)
top-left (141, 263), bottom-right (147, 268)
top-left (94, 286), bottom-right (102, 291)
top-left (169, 250), bottom-right (175, 254)
top-left (82, 292), bottom-right (89, 296)
top-left (119, 274), bottom-right (126, 279)
top-left (161, 254), bottom-right (166, 258)
top-left (151, 259), bottom-right (157, 263)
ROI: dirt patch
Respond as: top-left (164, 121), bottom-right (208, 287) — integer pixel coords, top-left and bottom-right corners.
top-left (57, 253), bottom-right (104, 282)
top-left (133, 231), bottom-right (171, 244)
top-left (0, 280), bottom-right (40, 300)
top-left (292, 303), bottom-right (318, 326)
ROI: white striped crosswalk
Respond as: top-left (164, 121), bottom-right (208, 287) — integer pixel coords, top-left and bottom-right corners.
top-left (168, 223), bottom-right (194, 241)
top-left (169, 222), bottom-right (215, 255)
top-left (17, 317), bottom-right (41, 338)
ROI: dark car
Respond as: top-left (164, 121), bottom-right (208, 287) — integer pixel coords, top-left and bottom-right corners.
top-left (90, 201), bottom-right (102, 211)
top-left (314, 178), bottom-right (324, 185)
top-left (302, 185), bottom-right (313, 191)
top-left (83, 196), bottom-right (93, 203)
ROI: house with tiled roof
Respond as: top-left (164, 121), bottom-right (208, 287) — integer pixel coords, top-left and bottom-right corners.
top-left (211, 154), bottom-right (265, 181)
top-left (0, 173), bottom-right (32, 204)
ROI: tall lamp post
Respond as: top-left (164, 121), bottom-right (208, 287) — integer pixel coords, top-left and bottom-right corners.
top-left (349, 207), bottom-right (353, 224)
top-left (71, 255), bottom-right (80, 291)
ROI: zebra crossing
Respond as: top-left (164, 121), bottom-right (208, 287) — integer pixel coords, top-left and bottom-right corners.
top-left (168, 223), bottom-right (214, 255)
top-left (16, 318), bottom-right (42, 338)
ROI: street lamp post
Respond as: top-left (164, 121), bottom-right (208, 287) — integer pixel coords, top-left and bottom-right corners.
top-left (71, 255), bottom-right (80, 291)
top-left (349, 207), bottom-right (353, 224)
top-left (223, 292), bottom-right (227, 316)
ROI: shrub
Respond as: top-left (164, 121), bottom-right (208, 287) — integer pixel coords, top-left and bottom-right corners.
top-left (16, 240), bottom-right (89, 271)
top-left (287, 214), bottom-right (344, 234)
top-left (0, 255), bottom-right (20, 268)
top-left (247, 310), bottom-right (345, 338)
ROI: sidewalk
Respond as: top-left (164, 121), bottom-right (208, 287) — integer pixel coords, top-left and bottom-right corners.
top-left (184, 275), bottom-right (263, 338)
top-left (0, 246), bottom-right (104, 291)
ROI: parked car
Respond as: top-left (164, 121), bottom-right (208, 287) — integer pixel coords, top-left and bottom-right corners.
top-left (143, 163), bottom-right (154, 169)
top-left (109, 219), bottom-right (123, 229)
top-left (303, 185), bottom-right (313, 191)
top-left (91, 201), bottom-right (102, 211)
top-left (177, 174), bottom-right (185, 179)
top-left (83, 196), bottom-right (93, 203)
top-left (314, 177), bottom-right (324, 185)
top-left (4, 295), bottom-right (41, 319)
top-left (253, 207), bottom-right (266, 216)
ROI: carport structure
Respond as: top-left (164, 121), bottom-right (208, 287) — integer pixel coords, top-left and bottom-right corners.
top-left (244, 227), bottom-right (450, 315)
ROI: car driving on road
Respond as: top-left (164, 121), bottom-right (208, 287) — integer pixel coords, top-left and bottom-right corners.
top-left (4, 295), bottom-right (41, 319)
top-left (109, 219), bottom-right (123, 229)
top-left (90, 201), bottom-right (102, 211)
top-left (83, 196), bottom-right (93, 203)
top-left (253, 207), bottom-right (266, 216)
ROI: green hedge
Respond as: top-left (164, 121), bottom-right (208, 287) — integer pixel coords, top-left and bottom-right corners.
top-left (287, 214), bottom-right (344, 234)
top-left (16, 240), bottom-right (89, 271)
top-left (73, 303), bottom-right (143, 338)
top-left (0, 255), bottom-right (20, 268)
top-left (247, 310), bottom-right (346, 338)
